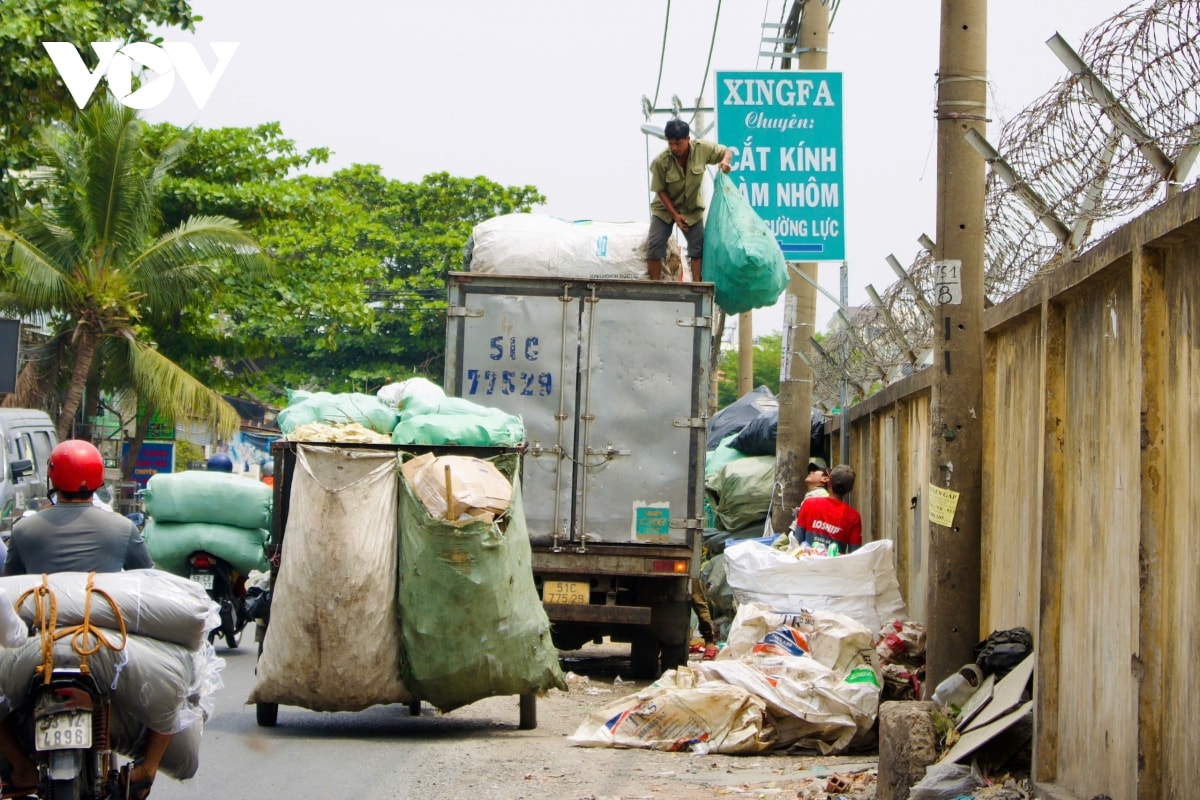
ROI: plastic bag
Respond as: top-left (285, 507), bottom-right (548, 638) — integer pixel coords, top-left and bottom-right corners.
top-left (907, 762), bottom-right (986, 799)
top-left (704, 172), bottom-right (789, 315)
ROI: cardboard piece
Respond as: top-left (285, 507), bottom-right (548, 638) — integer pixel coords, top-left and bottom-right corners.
top-left (401, 453), bottom-right (512, 524)
top-left (942, 700), bottom-right (1033, 765)
top-left (956, 673), bottom-right (996, 731)
top-left (961, 652), bottom-right (1034, 733)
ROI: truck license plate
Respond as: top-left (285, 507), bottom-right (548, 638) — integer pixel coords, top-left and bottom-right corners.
top-left (36, 710), bottom-right (91, 751)
top-left (544, 580), bottom-right (589, 604)
top-left (190, 573), bottom-right (214, 590)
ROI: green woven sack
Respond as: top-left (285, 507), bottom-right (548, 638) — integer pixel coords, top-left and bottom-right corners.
top-left (277, 391), bottom-right (400, 435)
top-left (143, 519), bottom-right (269, 576)
top-left (391, 412), bottom-right (525, 447)
top-left (705, 171), bottom-right (789, 315)
top-left (143, 471), bottom-right (272, 530)
top-left (397, 454), bottom-right (565, 711)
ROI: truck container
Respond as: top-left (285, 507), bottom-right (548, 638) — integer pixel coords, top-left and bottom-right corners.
top-left (444, 272), bottom-right (712, 677)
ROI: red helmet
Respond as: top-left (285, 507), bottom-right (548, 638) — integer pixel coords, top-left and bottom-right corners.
top-left (48, 439), bottom-right (105, 493)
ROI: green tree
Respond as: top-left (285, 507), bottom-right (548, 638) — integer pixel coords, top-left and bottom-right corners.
top-left (716, 332), bottom-right (783, 408)
top-left (142, 121), bottom-right (544, 400)
top-left (0, 0), bottom-right (200, 218)
top-left (0, 100), bottom-right (265, 453)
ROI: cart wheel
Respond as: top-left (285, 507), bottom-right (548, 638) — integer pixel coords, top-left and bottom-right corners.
top-left (256, 702), bottom-right (278, 727)
top-left (518, 693), bottom-right (537, 730)
top-left (408, 699), bottom-right (421, 717)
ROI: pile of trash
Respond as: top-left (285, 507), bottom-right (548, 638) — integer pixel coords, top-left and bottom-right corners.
top-left (907, 627), bottom-right (1037, 798)
top-left (0, 572), bottom-right (224, 779)
top-left (570, 602), bottom-right (881, 755)
top-left (276, 378), bottom-right (525, 448)
top-left (141, 470), bottom-right (271, 576)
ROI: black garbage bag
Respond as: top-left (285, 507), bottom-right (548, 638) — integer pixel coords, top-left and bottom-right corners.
top-left (973, 626), bottom-right (1034, 678)
top-left (707, 386), bottom-right (777, 450)
top-left (729, 407), bottom-right (778, 456)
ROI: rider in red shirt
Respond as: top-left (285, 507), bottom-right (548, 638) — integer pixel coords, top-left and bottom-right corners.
top-left (796, 464), bottom-right (862, 553)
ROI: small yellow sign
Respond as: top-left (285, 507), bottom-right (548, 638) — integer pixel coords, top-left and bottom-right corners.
top-left (928, 484), bottom-right (960, 527)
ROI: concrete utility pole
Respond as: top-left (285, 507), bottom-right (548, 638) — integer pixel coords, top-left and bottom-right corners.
top-left (738, 313), bottom-right (754, 396)
top-left (925, 0), bottom-right (987, 691)
top-left (771, 0), bottom-right (828, 533)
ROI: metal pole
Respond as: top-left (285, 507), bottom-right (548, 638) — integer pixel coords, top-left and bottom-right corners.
top-left (771, 0), bottom-right (829, 533)
top-left (926, 0), bottom-right (987, 692)
top-left (839, 261), bottom-right (850, 466)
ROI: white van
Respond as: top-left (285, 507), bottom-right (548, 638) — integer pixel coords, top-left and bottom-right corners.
top-left (0, 409), bottom-right (58, 532)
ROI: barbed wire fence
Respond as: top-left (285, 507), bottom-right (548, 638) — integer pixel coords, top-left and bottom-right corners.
top-left (806, 0), bottom-right (1200, 411)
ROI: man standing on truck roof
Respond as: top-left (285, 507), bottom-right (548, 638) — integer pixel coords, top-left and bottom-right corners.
top-left (647, 118), bottom-right (732, 282)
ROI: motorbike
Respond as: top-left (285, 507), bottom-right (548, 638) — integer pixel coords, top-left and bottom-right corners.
top-left (23, 666), bottom-right (120, 799)
top-left (186, 551), bottom-right (249, 649)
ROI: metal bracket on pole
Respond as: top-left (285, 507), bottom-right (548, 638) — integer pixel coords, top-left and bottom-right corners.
top-left (866, 284), bottom-right (918, 366)
top-left (1046, 33), bottom-right (1175, 183)
top-left (964, 129), bottom-right (1072, 245)
top-left (886, 254), bottom-right (935, 320)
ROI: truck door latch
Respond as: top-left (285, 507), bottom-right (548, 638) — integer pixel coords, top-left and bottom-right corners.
top-left (672, 417), bottom-right (708, 428)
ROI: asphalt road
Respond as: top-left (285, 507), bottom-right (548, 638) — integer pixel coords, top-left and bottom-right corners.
top-left (145, 636), bottom-right (877, 800)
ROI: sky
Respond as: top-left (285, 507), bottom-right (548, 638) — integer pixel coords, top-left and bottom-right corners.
top-left (139, 0), bottom-right (1138, 342)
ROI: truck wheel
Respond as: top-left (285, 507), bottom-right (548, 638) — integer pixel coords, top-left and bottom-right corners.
top-left (630, 634), bottom-right (660, 679)
top-left (660, 641), bottom-right (689, 671)
top-left (256, 702), bottom-right (278, 727)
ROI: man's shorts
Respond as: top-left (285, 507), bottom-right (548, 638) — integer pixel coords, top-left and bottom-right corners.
top-left (648, 215), bottom-right (705, 260)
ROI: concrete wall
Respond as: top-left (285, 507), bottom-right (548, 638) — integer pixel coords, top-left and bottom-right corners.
top-left (844, 184), bottom-right (1200, 799)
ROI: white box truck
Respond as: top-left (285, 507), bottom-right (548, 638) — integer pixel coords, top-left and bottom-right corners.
top-left (444, 272), bottom-right (713, 677)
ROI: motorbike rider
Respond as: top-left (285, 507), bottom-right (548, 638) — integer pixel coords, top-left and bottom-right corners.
top-left (0, 440), bottom-right (169, 799)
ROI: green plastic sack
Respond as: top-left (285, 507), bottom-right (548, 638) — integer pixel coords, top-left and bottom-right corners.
top-left (391, 412), bottom-right (525, 447)
top-left (705, 433), bottom-right (747, 479)
top-left (277, 391), bottom-right (400, 435)
top-left (704, 454), bottom-right (776, 532)
top-left (143, 519), bottom-right (269, 576)
top-left (704, 171), bottom-right (789, 314)
top-left (397, 454), bottom-right (566, 711)
top-left (143, 471), bottom-right (272, 530)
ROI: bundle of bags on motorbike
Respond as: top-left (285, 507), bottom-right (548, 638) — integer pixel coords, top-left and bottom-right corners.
top-left (140, 470), bottom-right (272, 577)
top-left (0, 570), bottom-right (224, 779)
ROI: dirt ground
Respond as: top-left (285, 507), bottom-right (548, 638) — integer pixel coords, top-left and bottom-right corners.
top-left (456, 640), bottom-right (880, 800)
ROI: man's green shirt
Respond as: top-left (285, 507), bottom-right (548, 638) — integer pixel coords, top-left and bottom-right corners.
top-left (649, 138), bottom-right (728, 225)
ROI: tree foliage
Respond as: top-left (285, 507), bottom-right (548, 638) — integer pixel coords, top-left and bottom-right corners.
top-left (0, 0), bottom-right (199, 218)
top-left (716, 332), bottom-right (783, 408)
top-left (142, 122), bottom-right (545, 402)
top-left (0, 99), bottom-right (265, 453)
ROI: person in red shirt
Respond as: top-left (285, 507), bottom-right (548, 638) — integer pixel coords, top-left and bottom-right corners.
top-left (796, 464), bottom-right (862, 554)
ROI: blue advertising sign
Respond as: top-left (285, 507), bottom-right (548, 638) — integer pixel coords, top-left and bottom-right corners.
top-left (715, 70), bottom-right (845, 260)
top-left (120, 441), bottom-right (176, 488)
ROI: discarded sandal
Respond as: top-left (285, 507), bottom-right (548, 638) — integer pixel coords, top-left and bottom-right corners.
top-left (702, 644), bottom-right (719, 661)
top-left (0, 783), bottom-right (38, 799)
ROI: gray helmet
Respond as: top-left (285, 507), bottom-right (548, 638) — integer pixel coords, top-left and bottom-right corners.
top-left (261, 460), bottom-right (274, 477)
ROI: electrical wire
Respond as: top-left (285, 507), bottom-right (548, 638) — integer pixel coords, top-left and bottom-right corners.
top-left (651, 0), bottom-right (672, 109)
top-left (691, 0), bottom-right (723, 127)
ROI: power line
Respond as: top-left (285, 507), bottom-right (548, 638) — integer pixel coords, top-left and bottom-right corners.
top-left (691, 0), bottom-right (723, 128)
top-left (651, 0), bottom-right (672, 108)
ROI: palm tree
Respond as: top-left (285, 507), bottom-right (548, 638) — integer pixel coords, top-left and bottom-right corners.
top-left (0, 98), bottom-right (266, 444)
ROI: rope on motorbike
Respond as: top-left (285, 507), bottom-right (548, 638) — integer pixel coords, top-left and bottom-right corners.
top-left (16, 572), bottom-right (129, 684)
